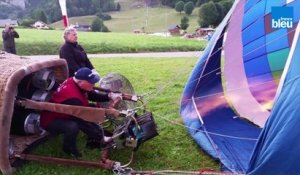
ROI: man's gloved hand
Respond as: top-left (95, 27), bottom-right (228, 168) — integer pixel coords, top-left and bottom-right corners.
top-left (108, 92), bottom-right (123, 101)
top-left (105, 108), bottom-right (120, 118)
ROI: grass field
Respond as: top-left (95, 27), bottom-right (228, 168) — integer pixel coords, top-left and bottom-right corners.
top-left (51, 6), bottom-right (201, 33)
top-left (104, 7), bottom-right (200, 33)
top-left (14, 57), bottom-right (219, 175)
top-left (0, 28), bottom-right (206, 55)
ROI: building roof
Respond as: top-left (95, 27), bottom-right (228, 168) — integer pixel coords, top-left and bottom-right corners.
top-left (69, 23), bottom-right (91, 31)
top-left (168, 24), bottom-right (181, 30)
top-left (33, 21), bottom-right (47, 25)
top-left (196, 27), bottom-right (215, 31)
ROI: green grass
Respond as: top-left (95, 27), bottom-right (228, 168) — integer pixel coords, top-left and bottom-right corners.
top-left (117, 0), bottom-right (137, 11)
top-left (51, 7), bottom-right (201, 33)
top-left (105, 7), bottom-right (200, 33)
top-left (14, 57), bottom-right (219, 175)
top-left (0, 28), bottom-right (206, 55)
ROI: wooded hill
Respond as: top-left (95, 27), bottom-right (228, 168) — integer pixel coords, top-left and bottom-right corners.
top-left (1, 0), bottom-right (233, 33)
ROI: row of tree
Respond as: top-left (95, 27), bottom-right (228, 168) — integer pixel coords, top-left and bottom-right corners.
top-left (1, 0), bottom-right (120, 25)
top-left (198, 0), bottom-right (233, 27)
top-left (91, 17), bottom-right (109, 32)
top-left (161, 0), bottom-right (219, 8)
top-left (2, 0), bottom-right (233, 33)
top-left (0, 5), bottom-right (24, 19)
top-left (175, 0), bottom-right (233, 30)
top-left (175, 1), bottom-right (195, 15)
top-left (40, 0), bottom-right (120, 23)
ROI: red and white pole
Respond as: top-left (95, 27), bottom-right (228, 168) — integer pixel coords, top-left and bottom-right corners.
top-left (59, 0), bottom-right (68, 28)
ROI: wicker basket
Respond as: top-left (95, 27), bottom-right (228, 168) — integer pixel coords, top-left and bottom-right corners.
top-left (0, 52), bottom-right (68, 175)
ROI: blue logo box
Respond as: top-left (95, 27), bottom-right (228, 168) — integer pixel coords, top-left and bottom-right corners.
top-left (272, 7), bottom-right (293, 19)
top-left (271, 7), bottom-right (293, 29)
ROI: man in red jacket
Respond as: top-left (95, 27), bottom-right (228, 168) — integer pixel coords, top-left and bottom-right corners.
top-left (40, 67), bottom-right (118, 159)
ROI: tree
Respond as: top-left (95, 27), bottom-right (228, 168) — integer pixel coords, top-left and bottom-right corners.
top-left (198, 2), bottom-right (218, 27)
top-left (39, 10), bottom-right (48, 23)
top-left (116, 3), bottom-right (121, 11)
top-left (184, 2), bottom-right (195, 15)
top-left (175, 1), bottom-right (184, 13)
top-left (196, 0), bottom-right (208, 7)
top-left (96, 12), bottom-right (112, 21)
top-left (161, 0), bottom-right (197, 8)
top-left (47, 7), bottom-right (62, 23)
top-left (0, 4), bottom-right (24, 19)
top-left (91, 17), bottom-right (103, 32)
top-left (91, 17), bottom-right (110, 32)
top-left (218, 0), bottom-right (234, 16)
top-left (198, 0), bottom-right (233, 27)
top-left (92, 0), bottom-right (100, 10)
top-left (102, 0), bottom-right (116, 12)
top-left (31, 10), bottom-right (48, 23)
top-left (20, 18), bottom-right (35, 27)
top-left (214, 2), bottom-right (224, 25)
top-left (161, 0), bottom-right (176, 7)
top-left (101, 26), bottom-right (109, 32)
top-left (180, 16), bottom-right (189, 30)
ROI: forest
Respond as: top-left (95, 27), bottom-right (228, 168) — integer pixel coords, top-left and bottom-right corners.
top-left (0, 0), bottom-right (233, 28)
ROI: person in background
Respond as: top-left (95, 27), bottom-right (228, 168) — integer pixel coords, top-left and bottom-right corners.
top-left (58, 27), bottom-right (122, 106)
top-left (40, 67), bottom-right (119, 159)
top-left (207, 31), bottom-right (213, 41)
top-left (2, 24), bottom-right (19, 54)
top-left (59, 27), bottom-right (99, 77)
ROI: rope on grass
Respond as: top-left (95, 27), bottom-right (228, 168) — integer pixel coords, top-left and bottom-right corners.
top-left (129, 169), bottom-right (244, 175)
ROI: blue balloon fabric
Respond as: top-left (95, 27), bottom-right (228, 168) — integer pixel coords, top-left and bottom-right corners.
top-left (180, 0), bottom-right (300, 173)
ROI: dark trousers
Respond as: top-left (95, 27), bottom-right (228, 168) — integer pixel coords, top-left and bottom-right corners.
top-left (46, 117), bottom-right (104, 152)
top-left (4, 46), bottom-right (16, 54)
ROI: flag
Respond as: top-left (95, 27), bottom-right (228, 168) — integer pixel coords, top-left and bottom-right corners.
top-left (59, 0), bottom-right (68, 28)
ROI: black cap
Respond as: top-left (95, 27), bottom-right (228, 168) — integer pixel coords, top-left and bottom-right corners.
top-left (74, 67), bottom-right (100, 84)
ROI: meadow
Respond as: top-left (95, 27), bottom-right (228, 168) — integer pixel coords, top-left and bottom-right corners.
top-left (0, 28), bottom-right (206, 55)
top-left (51, 5), bottom-right (201, 33)
top-left (1, 21), bottom-right (217, 174)
top-left (14, 57), bottom-right (220, 175)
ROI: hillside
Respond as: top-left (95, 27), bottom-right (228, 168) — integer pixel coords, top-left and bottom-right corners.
top-left (0, 0), bottom-right (26, 9)
top-left (51, 6), bottom-right (200, 33)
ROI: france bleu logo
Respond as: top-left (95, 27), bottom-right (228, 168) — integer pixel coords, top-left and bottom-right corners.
top-left (271, 7), bottom-right (293, 29)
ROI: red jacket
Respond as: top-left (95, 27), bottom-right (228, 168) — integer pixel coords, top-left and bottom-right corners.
top-left (40, 78), bottom-right (89, 128)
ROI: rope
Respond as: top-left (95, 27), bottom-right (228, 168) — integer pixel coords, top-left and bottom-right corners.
top-left (181, 76), bottom-right (281, 103)
top-left (127, 59), bottom-right (263, 141)
top-left (155, 112), bottom-right (258, 141)
top-left (129, 169), bottom-right (244, 175)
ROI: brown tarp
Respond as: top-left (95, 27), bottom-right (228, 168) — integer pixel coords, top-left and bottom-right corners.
top-left (0, 53), bottom-right (68, 175)
top-left (18, 99), bottom-right (119, 124)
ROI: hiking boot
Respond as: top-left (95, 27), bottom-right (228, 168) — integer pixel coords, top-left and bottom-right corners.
top-left (101, 136), bottom-right (115, 150)
top-left (86, 139), bottom-right (102, 149)
top-left (63, 147), bottom-right (82, 159)
top-left (86, 137), bottom-right (114, 150)
top-left (104, 136), bottom-right (113, 143)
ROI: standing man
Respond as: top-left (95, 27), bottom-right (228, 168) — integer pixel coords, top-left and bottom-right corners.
top-left (2, 24), bottom-right (19, 54)
top-left (59, 27), bottom-right (99, 77)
